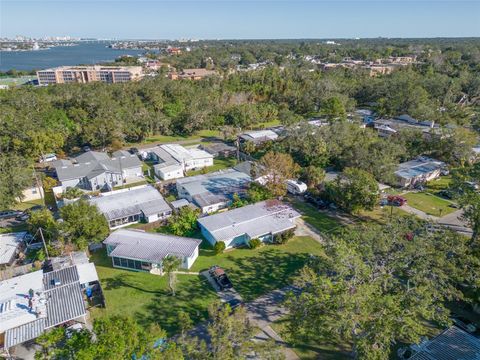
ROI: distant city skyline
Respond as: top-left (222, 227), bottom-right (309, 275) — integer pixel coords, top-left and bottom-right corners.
top-left (2, 1), bottom-right (479, 39)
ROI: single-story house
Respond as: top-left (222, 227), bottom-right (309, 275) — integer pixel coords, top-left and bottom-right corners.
top-left (54, 150), bottom-right (143, 191)
top-left (198, 200), bottom-right (300, 249)
top-left (395, 157), bottom-right (446, 188)
top-left (408, 326), bottom-right (480, 360)
top-left (103, 229), bottom-right (201, 274)
top-left (176, 169), bottom-right (251, 214)
top-left (0, 232), bottom-right (26, 267)
top-left (143, 144), bottom-right (213, 179)
top-left (239, 130), bottom-right (278, 144)
top-left (89, 185), bottom-right (171, 229)
top-left (161, 144), bottom-right (214, 171)
top-left (200, 142), bottom-right (237, 158)
top-left (0, 263), bottom-right (100, 354)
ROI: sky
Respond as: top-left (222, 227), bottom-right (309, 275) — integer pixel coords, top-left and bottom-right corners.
top-left (1, 1), bottom-right (479, 39)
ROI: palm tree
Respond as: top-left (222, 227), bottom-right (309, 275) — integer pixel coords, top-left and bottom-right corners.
top-left (162, 255), bottom-right (182, 296)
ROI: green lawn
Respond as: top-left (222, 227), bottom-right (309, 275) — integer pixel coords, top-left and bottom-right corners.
top-left (272, 319), bottom-right (351, 360)
top-left (113, 179), bottom-right (148, 190)
top-left (186, 158), bottom-right (238, 176)
top-left (190, 236), bottom-right (325, 301)
top-left (358, 206), bottom-right (411, 223)
top-left (90, 250), bottom-right (218, 335)
top-left (288, 199), bottom-right (342, 234)
top-left (402, 192), bottom-right (456, 217)
top-left (13, 198), bottom-right (44, 211)
top-left (134, 129), bottom-right (221, 145)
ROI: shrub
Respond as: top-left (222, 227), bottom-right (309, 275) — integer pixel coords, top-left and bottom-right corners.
top-left (248, 238), bottom-right (262, 249)
top-left (214, 241), bottom-right (226, 254)
top-left (273, 228), bottom-right (295, 244)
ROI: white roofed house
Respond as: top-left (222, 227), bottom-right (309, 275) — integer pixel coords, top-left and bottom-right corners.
top-left (0, 232), bottom-right (27, 268)
top-left (239, 130), bottom-right (279, 144)
top-left (89, 185), bottom-right (172, 229)
top-left (143, 144), bottom-right (214, 180)
top-left (53, 150), bottom-right (143, 191)
top-left (103, 229), bottom-right (201, 275)
top-left (197, 200), bottom-right (300, 249)
top-left (0, 262), bottom-right (101, 355)
top-left (395, 157), bottom-right (446, 188)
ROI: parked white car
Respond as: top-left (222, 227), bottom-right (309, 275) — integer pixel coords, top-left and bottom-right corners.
top-left (39, 153), bottom-right (57, 163)
top-left (286, 179), bottom-right (308, 195)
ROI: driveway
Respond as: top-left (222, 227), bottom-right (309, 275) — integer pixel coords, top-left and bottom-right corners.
top-left (294, 218), bottom-right (324, 244)
top-left (186, 285), bottom-right (300, 359)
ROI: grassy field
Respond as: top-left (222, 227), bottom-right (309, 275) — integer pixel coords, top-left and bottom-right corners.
top-left (134, 129), bottom-right (221, 145)
top-left (12, 198), bottom-right (44, 211)
top-left (271, 319), bottom-right (351, 360)
top-left (186, 158), bottom-right (238, 176)
top-left (90, 250), bottom-right (218, 335)
top-left (358, 206), bottom-right (411, 223)
top-left (190, 236), bottom-right (325, 301)
top-left (288, 199), bottom-right (342, 234)
top-left (403, 192), bottom-right (456, 217)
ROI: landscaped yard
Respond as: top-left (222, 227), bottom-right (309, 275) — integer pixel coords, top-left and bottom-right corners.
top-left (426, 175), bottom-right (452, 193)
top-left (190, 236), bottom-right (326, 301)
top-left (358, 205), bottom-right (410, 223)
top-left (288, 199), bottom-right (342, 234)
top-left (90, 250), bottom-right (218, 335)
top-left (90, 235), bottom-right (325, 333)
top-left (186, 157), bottom-right (238, 176)
top-left (13, 198), bottom-right (44, 211)
top-left (402, 192), bottom-right (456, 217)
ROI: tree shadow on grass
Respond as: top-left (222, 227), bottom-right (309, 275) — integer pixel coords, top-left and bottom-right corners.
top-left (136, 274), bottom-right (217, 335)
top-left (224, 248), bottom-right (310, 301)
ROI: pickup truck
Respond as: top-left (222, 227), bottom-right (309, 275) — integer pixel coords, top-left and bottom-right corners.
top-left (209, 266), bottom-right (233, 290)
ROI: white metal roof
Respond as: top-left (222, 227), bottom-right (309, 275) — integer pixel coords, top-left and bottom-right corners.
top-left (89, 185), bottom-right (170, 220)
top-left (198, 200), bottom-right (300, 242)
top-left (0, 232), bottom-right (26, 266)
top-left (104, 229), bottom-right (201, 263)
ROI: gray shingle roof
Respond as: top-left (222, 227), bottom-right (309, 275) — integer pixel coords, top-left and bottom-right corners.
top-left (395, 157), bottom-right (445, 180)
top-left (55, 151), bottom-right (142, 182)
top-left (104, 229), bottom-right (201, 263)
top-left (89, 186), bottom-right (171, 220)
top-left (74, 151), bottom-right (110, 163)
top-left (197, 200), bottom-right (300, 242)
top-left (410, 326), bottom-right (480, 360)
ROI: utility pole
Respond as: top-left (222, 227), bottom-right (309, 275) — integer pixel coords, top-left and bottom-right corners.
top-left (32, 165), bottom-right (45, 207)
top-left (39, 228), bottom-right (49, 259)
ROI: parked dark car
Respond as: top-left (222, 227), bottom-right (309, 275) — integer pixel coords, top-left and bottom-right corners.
top-left (129, 147), bottom-right (139, 155)
top-left (438, 190), bottom-right (454, 199)
top-left (303, 192), bottom-right (327, 209)
top-left (209, 266), bottom-right (233, 290)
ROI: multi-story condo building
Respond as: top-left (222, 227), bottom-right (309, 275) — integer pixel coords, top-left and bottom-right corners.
top-left (37, 65), bottom-right (143, 85)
